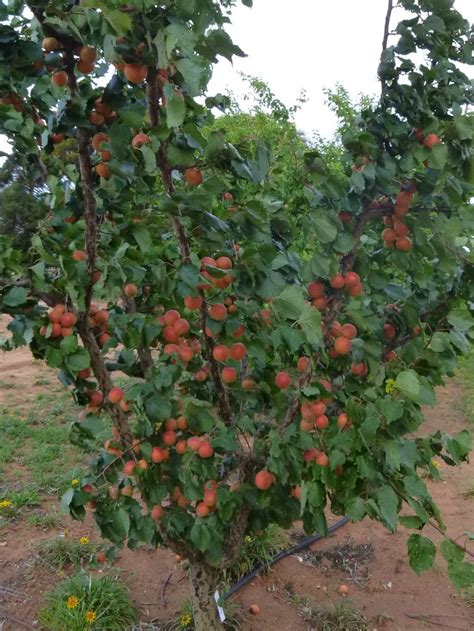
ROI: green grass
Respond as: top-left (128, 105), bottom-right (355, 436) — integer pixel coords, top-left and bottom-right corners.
top-left (27, 507), bottom-right (64, 529)
top-left (0, 389), bottom-right (86, 492)
top-left (36, 535), bottom-right (102, 570)
top-left (458, 352), bottom-right (474, 426)
top-left (287, 589), bottom-right (367, 631)
top-left (0, 487), bottom-right (41, 527)
top-left (223, 523), bottom-right (289, 583)
top-left (39, 573), bottom-right (136, 631)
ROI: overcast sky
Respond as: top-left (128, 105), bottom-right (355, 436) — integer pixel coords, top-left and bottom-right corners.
top-left (210, 0), bottom-right (474, 138)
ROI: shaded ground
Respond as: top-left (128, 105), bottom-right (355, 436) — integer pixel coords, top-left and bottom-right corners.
top-left (1, 316), bottom-right (473, 630)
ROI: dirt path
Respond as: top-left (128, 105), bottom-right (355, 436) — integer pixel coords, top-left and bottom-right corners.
top-left (0, 327), bottom-right (473, 630)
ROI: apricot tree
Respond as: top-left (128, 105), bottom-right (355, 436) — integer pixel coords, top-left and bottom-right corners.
top-left (0, 0), bottom-right (473, 628)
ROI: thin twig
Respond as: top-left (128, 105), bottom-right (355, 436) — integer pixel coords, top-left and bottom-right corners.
top-left (381, 0), bottom-right (394, 97)
top-left (161, 571), bottom-right (173, 607)
top-left (77, 128), bottom-right (97, 311)
top-left (405, 614), bottom-right (469, 630)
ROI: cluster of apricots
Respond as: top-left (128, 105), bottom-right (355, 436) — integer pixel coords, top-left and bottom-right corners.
top-left (40, 304), bottom-right (77, 338)
top-left (45, 37), bottom-right (99, 86)
top-left (197, 255), bottom-right (235, 291)
top-left (381, 187), bottom-right (414, 251)
top-left (90, 132), bottom-right (111, 178)
top-left (300, 397), bottom-right (352, 433)
top-left (88, 303), bottom-right (112, 348)
top-left (308, 271), bottom-right (363, 311)
top-left (88, 97), bottom-right (117, 127)
top-left (328, 321), bottom-right (358, 357)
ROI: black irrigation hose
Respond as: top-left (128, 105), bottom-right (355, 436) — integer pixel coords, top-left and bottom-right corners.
top-left (224, 516), bottom-right (350, 600)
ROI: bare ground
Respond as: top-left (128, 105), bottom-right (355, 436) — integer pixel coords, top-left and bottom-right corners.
top-left (0, 319), bottom-right (473, 630)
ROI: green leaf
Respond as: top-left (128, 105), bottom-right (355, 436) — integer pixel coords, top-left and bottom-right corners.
top-left (441, 539), bottom-right (465, 564)
top-left (117, 103), bottom-right (146, 128)
top-left (111, 508), bottom-right (130, 538)
top-left (165, 85), bottom-right (186, 128)
top-left (190, 521), bottom-right (213, 552)
top-left (65, 348), bottom-right (91, 372)
top-left (132, 226), bottom-right (152, 253)
top-left (447, 560), bottom-right (474, 589)
top-left (407, 534), bottom-right (436, 574)
top-left (274, 285), bottom-right (305, 320)
top-left (447, 307), bottom-right (474, 332)
top-left (427, 143), bottom-right (448, 169)
top-left (395, 370), bottom-right (420, 402)
top-left (315, 215), bottom-right (338, 243)
top-left (299, 304), bottom-right (322, 350)
top-left (3, 286), bottom-right (28, 306)
top-left (399, 515), bottom-right (424, 529)
top-left (60, 488), bottom-right (74, 514)
top-left (60, 335), bottom-right (78, 354)
top-left (140, 145), bottom-right (157, 175)
top-left (376, 485), bottom-right (399, 532)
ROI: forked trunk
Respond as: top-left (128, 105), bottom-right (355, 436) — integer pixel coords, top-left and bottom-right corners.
top-left (189, 562), bottom-right (222, 631)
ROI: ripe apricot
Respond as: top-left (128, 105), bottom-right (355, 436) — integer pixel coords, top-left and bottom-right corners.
top-left (52, 71), bottom-right (68, 87)
top-left (209, 303), bottom-right (227, 321)
top-left (344, 271), bottom-right (360, 287)
top-left (315, 414), bottom-right (329, 430)
top-left (297, 356), bottom-right (310, 372)
top-left (150, 505), bottom-right (164, 521)
top-left (72, 250), bottom-right (86, 261)
top-left (249, 604), bottom-right (261, 616)
top-left (123, 63), bottom-right (148, 83)
top-left (92, 132), bottom-right (109, 151)
top-left (162, 430), bottom-right (177, 446)
top-left (330, 273), bottom-right (345, 289)
top-left (275, 371), bottom-right (291, 389)
top-left (221, 367), bottom-right (237, 383)
top-left (395, 236), bottom-right (412, 251)
top-left (347, 283), bottom-right (363, 297)
top-left (351, 362), bottom-right (367, 377)
top-left (394, 222), bottom-right (409, 237)
top-left (77, 60), bottom-right (95, 74)
top-left (80, 46), bottom-right (96, 64)
top-left (312, 296), bottom-right (327, 310)
top-left (164, 309), bottom-right (180, 325)
top-left (334, 336), bottom-right (351, 355)
top-left (382, 228), bottom-right (397, 243)
top-left (108, 387), bottom-right (124, 403)
top-left (61, 312), bottom-right (77, 328)
top-left (43, 37), bottom-right (60, 51)
top-left (337, 413), bottom-right (350, 429)
top-left (230, 342), bottom-right (246, 360)
top-left (89, 111), bottom-right (104, 125)
top-left (196, 502), bottom-right (210, 517)
top-left (242, 378), bottom-right (255, 391)
top-left (184, 295), bottom-right (202, 310)
top-left (184, 167), bottom-right (203, 186)
top-left (213, 345), bottom-right (229, 361)
top-left (123, 460), bottom-right (136, 476)
top-left (313, 401), bottom-right (326, 416)
top-left (315, 452), bottom-right (329, 467)
top-left (132, 133), bottom-right (151, 149)
top-left (204, 489), bottom-right (217, 507)
top-left (198, 442), bottom-right (214, 458)
top-left (174, 318), bottom-right (190, 335)
top-left (423, 133), bottom-right (441, 149)
top-left (341, 323), bottom-right (357, 339)
top-left (255, 470), bottom-right (274, 490)
top-left (308, 281), bottom-right (325, 298)
top-left (216, 256), bottom-right (232, 269)
top-left (124, 283), bottom-right (138, 298)
top-left (384, 323), bottom-right (396, 339)
top-left (95, 163), bottom-right (110, 178)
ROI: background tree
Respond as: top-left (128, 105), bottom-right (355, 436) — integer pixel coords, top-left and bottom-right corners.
top-left (0, 1), bottom-right (473, 629)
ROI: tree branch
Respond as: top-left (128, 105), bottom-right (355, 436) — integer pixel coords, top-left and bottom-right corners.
top-left (381, 0), bottom-right (394, 96)
top-left (77, 128), bottom-right (97, 311)
top-left (122, 295), bottom-right (154, 379)
top-left (77, 316), bottom-right (132, 446)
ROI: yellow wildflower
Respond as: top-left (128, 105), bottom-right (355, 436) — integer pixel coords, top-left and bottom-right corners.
top-left (431, 459), bottom-right (441, 468)
top-left (180, 613), bottom-right (192, 628)
top-left (71, 479), bottom-right (80, 488)
top-left (80, 536), bottom-right (90, 545)
top-left (244, 535), bottom-right (254, 543)
top-left (385, 378), bottom-right (396, 394)
top-left (0, 499), bottom-right (12, 509)
top-left (66, 595), bottom-right (79, 609)
top-left (85, 610), bottom-right (97, 623)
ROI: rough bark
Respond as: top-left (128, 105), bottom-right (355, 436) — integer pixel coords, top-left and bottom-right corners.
top-left (189, 563), bottom-right (222, 631)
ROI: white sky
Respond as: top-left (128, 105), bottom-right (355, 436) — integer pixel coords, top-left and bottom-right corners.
top-left (210, 0), bottom-right (474, 138)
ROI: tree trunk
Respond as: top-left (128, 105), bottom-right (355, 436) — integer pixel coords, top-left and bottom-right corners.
top-left (189, 562), bottom-right (222, 631)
